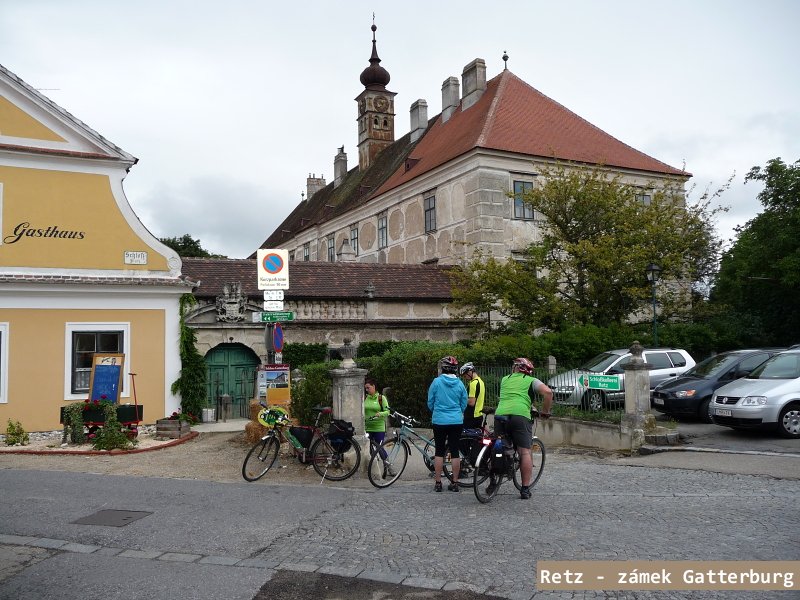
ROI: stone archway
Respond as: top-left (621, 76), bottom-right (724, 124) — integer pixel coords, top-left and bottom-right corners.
top-left (205, 343), bottom-right (260, 419)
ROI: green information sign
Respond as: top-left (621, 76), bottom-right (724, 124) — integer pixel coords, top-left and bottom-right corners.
top-left (578, 374), bottom-right (622, 391)
top-left (253, 311), bottom-right (295, 323)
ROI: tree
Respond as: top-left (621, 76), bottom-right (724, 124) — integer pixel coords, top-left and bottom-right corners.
top-left (450, 162), bottom-right (724, 332)
top-left (171, 294), bottom-right (208, 420)
top-left (711, 158), bottom-right (800, 345)
top-left (160, 234), bottom-right (225, 258)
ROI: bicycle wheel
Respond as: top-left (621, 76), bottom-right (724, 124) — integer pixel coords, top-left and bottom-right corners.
top-left (473, 445), bottom-right (499, 503)
top-left (242, 436), bottom-right (279, 481)
top-left (422, 440), bottom-right (453, 481)
top-left (512, 438), bottom-right (546, 490)
top-left (310, 435), bottom-right (361, 481)
top-left (367, 437), bottom-right (409, 488)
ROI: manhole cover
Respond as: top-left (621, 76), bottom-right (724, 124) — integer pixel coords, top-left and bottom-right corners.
top-left (71, 510), bottom-right (153, 527)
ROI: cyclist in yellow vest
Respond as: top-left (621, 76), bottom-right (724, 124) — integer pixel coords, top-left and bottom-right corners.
top-left (495, 357), bottom-right (553, 499)
top-left (459, 362), bottom-right (485, 429)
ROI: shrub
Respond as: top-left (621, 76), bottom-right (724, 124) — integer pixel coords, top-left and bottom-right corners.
top-left (91, 405), bottom-right (137, 451)
top-left (5, 419), bottom-right (29, 446)
top-left (283, 343), bottom-right (328, 368)
top-left (356, 340), bottom-right (399, 358)
top-left (289, 361), bottom-right (339, 425)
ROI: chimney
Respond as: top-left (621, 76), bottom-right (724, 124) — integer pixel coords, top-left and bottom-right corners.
top-left (409, 99), bottom-right (428, 143)
top-left (334, 146), bottom-right (348, 188)
top-left (337, 237), bottom-right (356, 262)
top-left (461, 58), bottom-right (486, 111)
top-left (441, 77), bottom-right (460, 123)
top-left (306, 173), bottom-right (326, 199)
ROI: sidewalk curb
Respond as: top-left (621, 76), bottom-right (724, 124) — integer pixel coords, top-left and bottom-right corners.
top-left (639, 444), bottom-right (800, 458)
top-left (0, 431), bottom-right (199, 456)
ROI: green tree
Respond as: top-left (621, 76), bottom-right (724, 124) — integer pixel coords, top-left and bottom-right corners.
top-left (160, 234), bottom-right (226, 258)
top-left (451, 162), bottom-right (724, 331)
top-left (711, 158), bottom-right (800, 345)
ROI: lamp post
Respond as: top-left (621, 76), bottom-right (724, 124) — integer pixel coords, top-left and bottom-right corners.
top-left (645, 263), bottom-right (662, 346)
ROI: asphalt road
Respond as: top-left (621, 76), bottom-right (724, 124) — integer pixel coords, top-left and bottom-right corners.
top-left (656, 414), bottom-right (800, 454)
top-left (0, 432), bottom-right (798, 600)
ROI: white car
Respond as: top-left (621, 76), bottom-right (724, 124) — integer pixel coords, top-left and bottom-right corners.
top-left (548, 348), bottom-right (695, 411)
top-left (710, 349), bottom-right (800, 438)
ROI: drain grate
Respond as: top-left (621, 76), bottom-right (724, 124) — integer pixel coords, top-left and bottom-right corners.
top-left (71, 509), bottom-right (153, 527)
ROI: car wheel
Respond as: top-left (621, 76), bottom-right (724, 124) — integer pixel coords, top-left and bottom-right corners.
top-left (777, 402), bottom-right (800, 439)
top-left (581, 389), bottom-right (605, 411)
top-left (698, 398), bottom-right (713, 424)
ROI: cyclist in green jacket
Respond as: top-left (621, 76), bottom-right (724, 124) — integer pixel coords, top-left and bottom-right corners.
top-left (495, 358), bottom-right (553, 499)
top-left (364, 377), bottom-right (396, 476)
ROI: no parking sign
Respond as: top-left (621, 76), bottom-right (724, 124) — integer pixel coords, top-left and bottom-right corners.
top-left (257, 249), bottom-right (289, 290)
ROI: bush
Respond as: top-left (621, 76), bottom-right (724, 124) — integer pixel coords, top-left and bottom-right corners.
top-left (5, 419), bottom-right (29, 446)
top-left (289, 361), bottom-right (339, 425)
top-left (91, 406), bottom-right (137, 451)
top-left (356, 340), bottom-right (399, 358)
top-left (283, 343), bottom-right (328, 368)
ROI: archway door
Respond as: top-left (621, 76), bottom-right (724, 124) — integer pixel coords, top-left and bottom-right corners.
top-left (205, 343), bottom-right (260, 419)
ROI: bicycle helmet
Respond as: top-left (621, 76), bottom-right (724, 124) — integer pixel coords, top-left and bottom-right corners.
top-left (440, 355), bottom-right (459, 374)
top-left (459, 362), bottom-right (475, 376)
top-left (257, 406), bottom-right (290, 429)
top-left (513, 357), bottom-right (534, 375)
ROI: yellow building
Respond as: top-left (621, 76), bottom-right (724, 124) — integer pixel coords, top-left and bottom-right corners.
top-left (0, 64), bottom-right (192, 432)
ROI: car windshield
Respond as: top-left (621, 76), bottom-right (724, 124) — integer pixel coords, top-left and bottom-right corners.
top-left (580, 352), bottom-right (622, 372)
top-left (748, 353), bottom-right (800, 380)
top-left (683, 353), bottom-right (739, 378)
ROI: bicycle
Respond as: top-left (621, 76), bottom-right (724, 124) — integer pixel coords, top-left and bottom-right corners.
top-left (242, 404), bottom-right (361, 482)
top-left (366, 411), bottom-right (444, 488)
top-left (472, 408), bottom-right (546, 503)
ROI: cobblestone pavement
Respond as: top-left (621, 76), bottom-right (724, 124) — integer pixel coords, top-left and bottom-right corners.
top-left (0, 433), bottom-right (797, 599)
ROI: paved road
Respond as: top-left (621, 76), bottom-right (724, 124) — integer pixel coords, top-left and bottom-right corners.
top-left (668, 417), bottom-right (800, 454)
top-left (0, 442), bottom-right (798, 599)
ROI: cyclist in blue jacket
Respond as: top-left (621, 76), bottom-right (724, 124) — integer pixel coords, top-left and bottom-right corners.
top-left (427, 356), bottom-right (468, 492)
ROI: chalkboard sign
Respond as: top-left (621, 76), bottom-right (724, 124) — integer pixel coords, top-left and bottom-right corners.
top-left (87, 353), bottom-right (125, 403)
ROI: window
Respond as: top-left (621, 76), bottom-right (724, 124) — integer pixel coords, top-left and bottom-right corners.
top-left (327, 237), bottom-right (335, 262)
top-left (350, 225), bottom-right (359, 256)
top-left (636, 193), bottom-right (652, 206)
top-left (0, 323), bottom-right (8, 404)
top-left (65, 323), bottom-right (130, 398)
top-left (424, 193), bottom-right (437, 233)
top-left (644, 352), bottom-right (673, 370)
top-left (378, 213), bottom-right (387, 249)
top-left (303, 243), bottom-right (310, 262)
top-left (513, 180), bottom-right (534, 220)
top-left (667, 351), bottom-right (687, 368)
top-left (289, 251), bottom-right (295, 261)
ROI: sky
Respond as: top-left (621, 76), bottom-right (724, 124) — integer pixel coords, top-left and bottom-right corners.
top-left (2, 0), bottom-right (798, 259)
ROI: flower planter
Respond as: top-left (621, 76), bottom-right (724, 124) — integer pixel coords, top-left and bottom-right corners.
top-left (155, 418), bottom-right (191, 440)
top-left (59, 405), bottom-right (143, 426)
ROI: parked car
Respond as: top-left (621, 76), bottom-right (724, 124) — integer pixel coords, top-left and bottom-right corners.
top-left (710, 349), bottom-right (800, 438)
top-left (549, 348), bottom-right (695, 410)
top-left (651, 349), bottom-right (783, 422)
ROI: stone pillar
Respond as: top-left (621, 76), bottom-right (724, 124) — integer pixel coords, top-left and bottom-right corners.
top-left (329, 339), bottom-right (367, 434)
top-left (620, 340), bottom-right (655, 452)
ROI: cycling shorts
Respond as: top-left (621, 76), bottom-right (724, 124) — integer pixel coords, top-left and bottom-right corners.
top-left (494, 414), bottom-right (532, 449)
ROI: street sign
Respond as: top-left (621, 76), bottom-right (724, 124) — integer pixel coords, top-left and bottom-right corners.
top-left (273, 322), bottom-right (284, 352)
top-left (252, 311), bottom-right (295, 323)
top-left (263, 290), bottom-right (284, 301)
top-left (257, 249), bottom-right (289, 290)
top-left (578, 374), bottom-right (622, 391)
top-left (263, 300), bottom-right (284, 311)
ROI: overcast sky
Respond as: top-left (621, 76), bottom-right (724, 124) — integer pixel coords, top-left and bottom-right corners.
top-left (2, 0), bottom-right (798, 259)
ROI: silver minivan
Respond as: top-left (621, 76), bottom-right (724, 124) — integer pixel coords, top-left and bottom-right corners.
top-left (548, 348), bottom-right (695, 410)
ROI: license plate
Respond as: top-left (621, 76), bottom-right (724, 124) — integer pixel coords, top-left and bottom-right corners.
top-left (653, 397), bottom-right (664, 405)
top-left (715, 408), bottom-right (732, 417)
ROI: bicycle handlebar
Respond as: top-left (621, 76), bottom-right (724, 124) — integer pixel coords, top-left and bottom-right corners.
top-left (390, 411), bottom-right (420, 427)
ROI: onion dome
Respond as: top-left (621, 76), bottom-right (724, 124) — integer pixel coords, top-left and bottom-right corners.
top-left (359, 23), bottom-right (390, 90)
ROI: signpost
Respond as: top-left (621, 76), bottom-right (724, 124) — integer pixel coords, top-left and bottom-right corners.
top-left (578, 374), bottom-right (622, 391)
top-left (252, 311), bottom-right (295, 323)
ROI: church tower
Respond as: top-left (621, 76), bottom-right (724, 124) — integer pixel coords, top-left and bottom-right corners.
top-left (356, 22), bottom-right (396, 171)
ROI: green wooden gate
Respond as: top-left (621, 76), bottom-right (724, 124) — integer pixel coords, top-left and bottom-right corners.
top-left (205, 343), bottom-right (260, 419)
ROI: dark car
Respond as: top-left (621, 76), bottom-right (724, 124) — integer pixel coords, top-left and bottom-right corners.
top-left (651, 349), bottom-right (784, 422)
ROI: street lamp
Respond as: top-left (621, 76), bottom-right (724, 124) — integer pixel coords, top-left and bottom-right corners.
top-left (645, 263), bottom-right (662, 346)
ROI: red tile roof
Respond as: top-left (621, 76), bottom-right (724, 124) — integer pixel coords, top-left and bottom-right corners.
top-left (375, 70), bottom-right (687, 196)
top-left (182, 258), bottom-right (456, 301)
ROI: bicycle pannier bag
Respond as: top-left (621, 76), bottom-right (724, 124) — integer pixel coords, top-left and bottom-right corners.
top-left (289, 425), bottom-right (314, 449)
top-left (327, 419), bottom-right (355, 453)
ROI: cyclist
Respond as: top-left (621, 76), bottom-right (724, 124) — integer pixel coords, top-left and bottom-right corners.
top-left (459, 362), bottom-right (485, 429)
top-left (364, 377), bottom-right (396, 476)
top-left (495, 357), bottom-right (553, 499)
top-left (427, 356), bottom-right (468, 492)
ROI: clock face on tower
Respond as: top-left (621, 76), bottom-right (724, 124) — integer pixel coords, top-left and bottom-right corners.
top-left (374, 95), bottom-right (389, 112)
